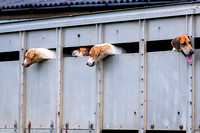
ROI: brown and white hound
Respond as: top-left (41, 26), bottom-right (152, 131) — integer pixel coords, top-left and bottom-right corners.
top-left (171, 34), bottom-right (194, 63)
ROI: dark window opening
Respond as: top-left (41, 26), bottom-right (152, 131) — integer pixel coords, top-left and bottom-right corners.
top-left (63, 46), bottom-right (92, 57)
top-left (147, 130), bottom-right (186, 133)
top-left (0, 51), bottom-right (19, 62)
top-left (194, 38), bottom-right (200, 49)
top-left (113, 42), bottom-right (139, 53)
top-left (63, 42), bottom-right (139, 57)
top-left (103, 130), bottom-right (138, 133)
top-left (147, 40), bottom-right (172, 52)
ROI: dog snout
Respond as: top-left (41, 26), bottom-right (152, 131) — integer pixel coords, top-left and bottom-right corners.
top-left (86, 62), bottom-right (95, 67)
top-left (189, 50), bottom-right (194, 55)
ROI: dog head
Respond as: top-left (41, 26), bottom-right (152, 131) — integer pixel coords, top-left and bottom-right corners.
top-left (87, 44), bottom-right (111, 67)
top-left (22, 49), bottom-right (44, 67)
top-left (72, 47), bottom-right (89, 57)
top-left (171, 34), bottom-right (194, 63)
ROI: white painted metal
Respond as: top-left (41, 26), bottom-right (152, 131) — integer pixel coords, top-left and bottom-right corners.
top-left (0, 61), bottom-right (20, 128)
top-left (0, 129), bottom-right (18, 133)
top-left (0, 2), bottom-right (200, 133)
top-left (194, 15), bottom-right (200, 37)
top-left (56, 28), bottom-right (63, 133)
top-left (147, 51), bottom-right (187, 130)
top-left (147, 17), bottom-right (186, 41)
top-left (95, 24), bottom-right (103, 133)
top-left (0, 32), bottom-right (20, 52)
top-left (139, 19), bottom-right (147, 133)
top-left (63, 57), bottom-right (96, 129)
top-left (19, 31), bottom-right (26, 133)
top-left (25, 60), bottom-right (57, 128)
top-left (26, 29), bottom-right (57, 49)
top-left (186, 15), bottom-right (194, 133)
top-left (63, 25), bottom-right (97, 47)
top-left (103, 54), bottom-right (140, 130)
top-left (62, 130), bottom-right (95, 133)
top-left (194, 49), bottom-right (200, 130)
top-left (103, 21), bottom-right (139, 43)
top-left (25, 129), bottom-right (55, 133)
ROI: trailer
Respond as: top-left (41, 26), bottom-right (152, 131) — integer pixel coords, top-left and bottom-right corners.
top-left (0, 2), bottom-right (200, 133)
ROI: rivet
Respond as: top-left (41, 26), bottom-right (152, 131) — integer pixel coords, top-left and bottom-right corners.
top-left (151, 124), bottom-right (154, 129)
top-left (178, 111), bottom-right (180, 115)
top-left (134, 112), bottom-right (136, 115)
top-left (77, 34), bottom-right (80, 37)
top-left (120, 125), bottom-right (122, 128)
top-left (179, 124), bottom-right (183, 130)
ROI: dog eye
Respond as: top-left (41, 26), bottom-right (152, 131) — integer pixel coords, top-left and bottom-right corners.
top-left (182, 42), bottom-right (186, 46)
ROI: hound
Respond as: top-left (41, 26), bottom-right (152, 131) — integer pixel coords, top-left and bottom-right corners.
top-left (171, 34), bottom-right (195, 63)
top-left (22, 48), bottom-right (56, 67)
top-left (86, 43), bottom-right (126, 67)
top-left (72, 47), bottom-right (89, 57)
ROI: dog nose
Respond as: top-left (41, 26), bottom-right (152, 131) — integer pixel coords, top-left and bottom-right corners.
top-left (189, 50), bottom-right (194, 55)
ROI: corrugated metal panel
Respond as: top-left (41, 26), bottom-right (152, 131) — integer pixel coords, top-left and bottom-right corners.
top-left (63, 56), bottom-right (96, 129)
top-left (0, 0), bottom-right (192, 9)
top-left (146, 51), bottom-right (187, 130)
top-left (0, 61), bottom-right (19, 129)
top-left (25, 59), bottom-right (57, 128)
top-left (103, 54), bottom-right (140, 130)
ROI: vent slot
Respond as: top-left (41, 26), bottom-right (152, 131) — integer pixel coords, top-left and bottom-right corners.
top-left (0, 51), bottom-right (19, 62)
top-left (147, 40), bottom-right (172, 52)
top-left (113, 42), bottom-right (139, 53)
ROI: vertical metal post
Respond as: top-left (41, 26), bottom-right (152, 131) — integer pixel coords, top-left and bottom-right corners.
top-left (95, 23), bottom-right (104, 133)
top-left (56, 28), bottom-right (63, 133)
top-left (19, 31), bottom-right (26, 133)
top-left (139, 19), bottom-right (147, 133)
top-left (186, 15), bottom-right (194, 133)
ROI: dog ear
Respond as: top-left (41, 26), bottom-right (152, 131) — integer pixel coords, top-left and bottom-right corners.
top-left (171, 37), bottom-right (180, 50)
top-left (28, 51), bottom-right (35, 59)
top-left (89, 46), bottom-right (100, 59)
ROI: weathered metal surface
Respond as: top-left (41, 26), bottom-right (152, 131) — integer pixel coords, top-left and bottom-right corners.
top-left (25, 129), bottom-right (55, 133)
top-left (0, 129), bottom-right (18, 133)
top-left (147, 17), bottom-right (186, 41)
top-left (0, 61), bottom-right (19, 128)
top-left (26, 29), bottom-right (56, 49)
top-left (0, 3), bottom-right (199, 33)
top-left (62, 130), bottom-right (95, 133)
top-left (103, 21), bottom-right (139, 43)
top-left (0, 32), bottom-right (20, 52)
top-left (195, 15), bottom-right (200, 37)
top-left (25, 59), bottom-right (56, 128)
top-left (194, 49), bottom-right (200, 130)
top-left (146, 51), bottom-right (187, 130)
top-left (63, 56), bottom-right (96, 129)
top-left (103, 54), bottom-right (140, 130)
top-left (63, 25), bottom-right (97, 47)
